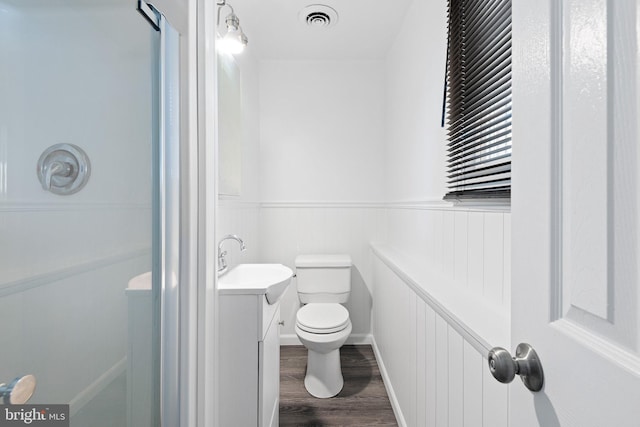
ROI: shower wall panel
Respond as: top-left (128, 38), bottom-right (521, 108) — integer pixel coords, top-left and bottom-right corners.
top-left (0, 2), bottom-right (152, 415)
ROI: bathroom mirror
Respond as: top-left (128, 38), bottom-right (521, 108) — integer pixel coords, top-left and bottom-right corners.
top-left (217, 53), bottom-right (242, 196)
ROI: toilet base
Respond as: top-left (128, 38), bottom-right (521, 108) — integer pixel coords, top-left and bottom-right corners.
top-left (295, 316), bottom-right (352, 399)
top-left (304, 348), bottom-right (344, 398)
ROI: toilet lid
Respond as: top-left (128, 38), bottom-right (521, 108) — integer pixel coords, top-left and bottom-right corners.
top-left (296, 303), bottom-right (350, 334)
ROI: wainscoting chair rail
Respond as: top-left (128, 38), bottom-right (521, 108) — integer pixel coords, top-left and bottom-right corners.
top-left (370, 243), bottom-right (510, 355)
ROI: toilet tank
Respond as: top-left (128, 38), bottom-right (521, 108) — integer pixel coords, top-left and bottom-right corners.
top-left (295, 254), bottom-right (352, 304)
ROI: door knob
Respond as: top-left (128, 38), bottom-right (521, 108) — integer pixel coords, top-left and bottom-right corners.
top-left (488, 343), bottom-right (544, 392)
top-left (0, 374), bottom-right (37, 404)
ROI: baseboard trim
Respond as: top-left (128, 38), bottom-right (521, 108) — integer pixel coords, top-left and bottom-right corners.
top-left (371, 336), bottom-right (407, 427)
top-left (280, 333), bottom-right (372, 346)
top-left (280, 334), bottom-right (301, 346)
top-left (69, 357), bottom-right (127, 416)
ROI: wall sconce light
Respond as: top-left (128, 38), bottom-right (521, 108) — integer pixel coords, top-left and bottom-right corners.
top-left (217, 0), bottom-right (248, 54)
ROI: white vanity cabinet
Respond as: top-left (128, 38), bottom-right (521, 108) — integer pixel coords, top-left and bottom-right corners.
top-left (219, 293), bottom-right (281, 427)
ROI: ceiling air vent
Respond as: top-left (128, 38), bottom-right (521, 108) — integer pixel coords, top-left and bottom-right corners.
top-left (299, 5), bottom-right (338, 29)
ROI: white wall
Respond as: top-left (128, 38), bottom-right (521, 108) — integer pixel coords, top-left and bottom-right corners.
top-left (384, 0), bottom-right (448, 202)
top-left (216, 47), bottom-right (262, 267)
top-left (257, 60), bottom-right (387, 342)
top-left (259, 60), bottom-right (386, 202)
top-left (0, 3), bottom-right (151, 412)
top-left (372, 0), bottom-right (512, 425)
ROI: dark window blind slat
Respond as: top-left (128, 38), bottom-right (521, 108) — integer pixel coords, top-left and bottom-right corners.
top-left (448, 139), bottom-right (511, 161)
top-left (466, 2), bottom-right (511, 44)
top-left (448, 123), bottom-right (512, 155)
top-left (448, 95), bottom-right (511, 138)
top-left (465, 43), bottom-right (511, 85)
top-left (464, 66), bottom-right (511, 106)
top-left (451, 175), bottom-right (511, 189)
top-left (448, 95), bottom-right (512, 142)
top-left (449, 142), bottom-right (512, 170)
top-left (449, 140), bottom-right (511, 173)
top-left (448, 71), bottom-right (512, 137)
top-left (449, 146), bottom-right (511, 171)
top-left (448, 163), bottom-right (511, 183)
top-left (444, 0), bottom-right (512, 201)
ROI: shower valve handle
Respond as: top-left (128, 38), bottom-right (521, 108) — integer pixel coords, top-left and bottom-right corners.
top-left (43, 160), bottom-right (73, 190)
top-left (37, 144), bottom-right (91, 195)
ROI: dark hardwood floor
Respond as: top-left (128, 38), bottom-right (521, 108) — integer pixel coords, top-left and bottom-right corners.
top-left (279, 345), bottom-right (398, 427)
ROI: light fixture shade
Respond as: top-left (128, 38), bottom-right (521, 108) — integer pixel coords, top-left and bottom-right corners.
top-left (219, 29), bottom-right (244, 54)
top-left (217, 13), bottom-right (248, 54)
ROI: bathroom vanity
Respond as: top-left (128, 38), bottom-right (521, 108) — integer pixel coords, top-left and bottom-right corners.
top-left (218, 264), bottom-right (292, 427)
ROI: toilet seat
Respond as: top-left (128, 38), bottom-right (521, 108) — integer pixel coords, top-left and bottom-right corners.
top-left (296, 303), bottom-right (350, 334)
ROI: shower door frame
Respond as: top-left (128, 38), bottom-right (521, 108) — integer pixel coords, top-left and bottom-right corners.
top-left (158, 12), bottom-right (182, 427)
top-left (138, 2), bottom-right (200, 426)
top-left (142, 1), bottom-right (225, 426)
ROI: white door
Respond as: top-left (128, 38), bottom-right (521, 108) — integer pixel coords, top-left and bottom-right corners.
top-left (511, 0), bottom-right (640, 426)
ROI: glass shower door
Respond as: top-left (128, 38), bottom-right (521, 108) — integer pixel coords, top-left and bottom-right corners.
top-left (0, 1), bottom-right (164, 425)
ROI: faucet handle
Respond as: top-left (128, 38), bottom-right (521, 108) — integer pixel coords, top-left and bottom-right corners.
top-left (217, 235), bottom-right (245, 273)
top-left (218, 251), bottom-right (228, 273)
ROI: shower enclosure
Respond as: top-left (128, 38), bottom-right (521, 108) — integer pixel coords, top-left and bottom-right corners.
top-left (0, 0), bottom-right (180, 425)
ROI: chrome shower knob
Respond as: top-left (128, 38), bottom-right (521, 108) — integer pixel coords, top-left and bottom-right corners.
top-left (37, 143), bottom-right (91, 195)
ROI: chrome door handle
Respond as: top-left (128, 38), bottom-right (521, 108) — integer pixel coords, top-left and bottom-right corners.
top-left (0, 374), bottom-right (37, 404)
top-left (488, 343), bottom-right (544, 392)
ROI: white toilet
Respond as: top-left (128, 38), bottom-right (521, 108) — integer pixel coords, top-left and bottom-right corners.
top-left (294, 254), bottom-right (353, 398)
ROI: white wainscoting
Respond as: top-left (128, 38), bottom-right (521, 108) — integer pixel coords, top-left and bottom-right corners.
top-left (258, 202), bottom-right (387, 344)
top-left (372, 249), bottom-right (510, 427)
top-left (384, 206), bottom-right (511, 311)
top-left (222, 199), bottom-right (512, 426)
top-left (371, 205), bottom-right (510, 427)
top-left (0, 249), bottom-right (150, 410)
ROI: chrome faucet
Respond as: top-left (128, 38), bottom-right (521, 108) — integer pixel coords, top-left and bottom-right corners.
top-left (218, 234), bottom-right (246, 273)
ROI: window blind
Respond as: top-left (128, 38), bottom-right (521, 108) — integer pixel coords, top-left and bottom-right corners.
top-left (444, 0), bottom-right (512, 200)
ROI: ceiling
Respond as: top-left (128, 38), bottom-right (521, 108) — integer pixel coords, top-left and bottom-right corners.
top-left (3, 0), bottom-right (413, 60)
top-left (1, 0), bottom-right (129, 7)
top-left (228, 0), bottom-right (414, 60)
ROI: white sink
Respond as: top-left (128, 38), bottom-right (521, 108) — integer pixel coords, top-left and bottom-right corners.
top-left (218, 264), bottom-right (293, 304)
